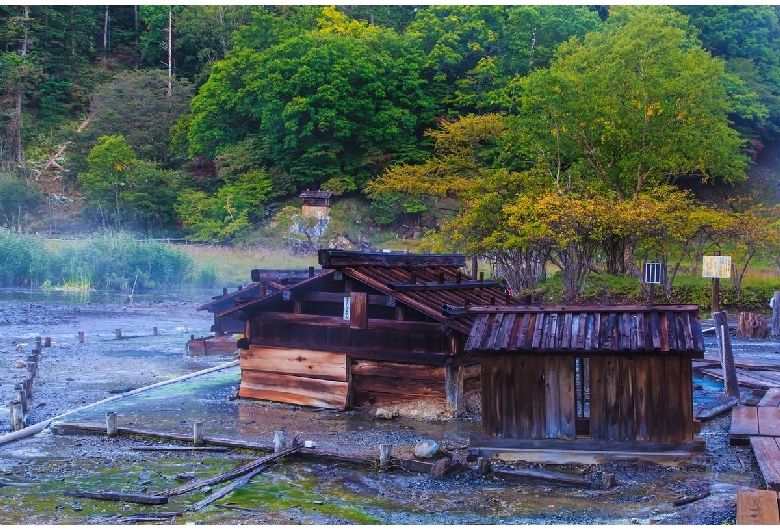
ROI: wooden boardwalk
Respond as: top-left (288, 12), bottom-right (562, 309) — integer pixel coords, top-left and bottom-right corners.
top-left (729, 387), bottom-right (780, 492)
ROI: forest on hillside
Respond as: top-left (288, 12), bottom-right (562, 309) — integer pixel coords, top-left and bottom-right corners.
top-left (2, 5), bottom-right (780, 301)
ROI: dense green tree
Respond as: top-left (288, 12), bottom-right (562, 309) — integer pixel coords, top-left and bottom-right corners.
top-left (76, 70), bottom-right (194, 169)
top-left (676, 5), bottom-right (780, 150)
top-left (506, 5), bottom-right (750, 200)
top-left (78, 135), bottom-right (137, 228)
top-left (187, 7), bottom-right (434, 192)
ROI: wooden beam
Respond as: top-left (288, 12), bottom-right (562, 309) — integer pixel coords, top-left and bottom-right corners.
top-left (318, 249), bottom-right (466, 269)
top-left (389, 281), bottom-right (501, 291)
top-left (246, 311), bottom-right (445, 334)
top-left (453, 304), bottom-right (702, 314)
top-left (737, 489), bottom-right (780, 524)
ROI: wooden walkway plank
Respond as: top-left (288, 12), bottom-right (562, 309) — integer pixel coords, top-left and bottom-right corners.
top-left (758, 388), bottom-right (780, 408)
top-left (758, 408), bottom-right (780, 437)
top-left (750, 437), bottom-right (780, 492)
top-left (736, 489), bottom-right (780, 524)
top-left (731, 407), bottom-right (759, 441)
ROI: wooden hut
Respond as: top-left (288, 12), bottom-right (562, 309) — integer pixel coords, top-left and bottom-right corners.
top-left (459, 304), bottom-right (706, 463)
top-left (299, 190), bottom-right (333, 218)
top-left (220, 250), bottom-right (513, 412)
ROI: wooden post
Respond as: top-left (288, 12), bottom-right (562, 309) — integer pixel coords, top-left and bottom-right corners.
top-left (444, 365), bottom-right (464, 414)
top-left (379, 444), bottom-right (392, 470)
top-left (78, 331), bottom-right (84, 343)
top-left (152, 327), bottom-right (158, 336)
top-left (602, 473), bottom-right (617, 489)
top-left (711, 251), bottom-right (720, 316)
top-left (26, 361), bottom-right (36, 378)
top-left (44, 337), bottom-right (51, 347)
top-left (772, 291), bottom-right (780, 337)
top-left (14, 383), bottom-right (26, 413)
top-left (193, 421), bottom-right (204, 446)
top-left (273, 430), bottom-right (286, 453)
top-left (472, 255), bottom-right (478, 278)
top-left (35, 337), bottom-right (41, 350)
top-left (24, 375), bottom-right (32, 399)
top-left (477, 457), bottom-right (491, 475)
top-left (115, 328), bottom-right (122, 340)
top-left (11, 401), bottom-right (24, 431)
top-left (106, 411), bottom-right (117, 437)
top-left (713, 311), bottom-right (740, 398)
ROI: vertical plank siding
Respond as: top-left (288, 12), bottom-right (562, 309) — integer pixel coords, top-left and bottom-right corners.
top-left (470, 306), bottom-right (704, 444)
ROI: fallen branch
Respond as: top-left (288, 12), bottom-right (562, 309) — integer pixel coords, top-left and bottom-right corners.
top-left (490, 467), bottom-right (595, 489)
top-left (65, 490), bottom-right (168, 505)
top-left (673, 491), bottom-right (710, 506)
top-left (99, 511), bottom-right (182, 524)
top-left (0, 481), bottom-right (34, 487)
top-left (166, 435), bottom-right (302, 497)
top-left (191, 464), bottom-right (270, 511)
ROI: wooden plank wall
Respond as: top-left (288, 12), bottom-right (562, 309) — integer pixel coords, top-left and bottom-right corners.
top-left (351, 360), bottom-right (446, 406)
top-left (589, 355), bottom-right (693, 443)
top-left (481, 355), bottom-right (576, 439)
top-left (239, 346), bottom-right (348, 409)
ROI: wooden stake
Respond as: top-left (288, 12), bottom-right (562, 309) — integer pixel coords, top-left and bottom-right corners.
top-left (713, 311), bottom-right (740, 398)
top-left (193, 421), bottom-right (204, 446)
top-left (477, 457), bottom-right (491, 475)
top-left (602, 473), bottom-right (616, 489)
top-left (772, 291), bottom-right (780, 337)
top-left (379, 443), bottom-right (392, 470)
top-left (106, 411), bottom-right (117, 437)
top-left (115, 328), bottom-right (122, 340)
top-left (273, 430), bottom-right (286, 453)
top-left (11, 401), bottom-right (24, 431)
top-left (78, 332), bottom-right (84, 343)
top-left (44, 337), bottom-right (51, 347)
top-left (26, 362), bottom-right (36, 378)
top-left (14, 383), bottom-right (26, 414)
top-left (153, 327), bottom-right (158, 336)
top-left (34, 337), bottom-right (41, 350)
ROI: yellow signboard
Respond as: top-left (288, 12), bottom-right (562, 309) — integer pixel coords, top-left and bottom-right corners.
top-left (702, 256), bottom-right (731, 278)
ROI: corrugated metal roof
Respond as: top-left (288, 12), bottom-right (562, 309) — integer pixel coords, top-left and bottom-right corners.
top-left (463, 305), bottom-right (705, 355)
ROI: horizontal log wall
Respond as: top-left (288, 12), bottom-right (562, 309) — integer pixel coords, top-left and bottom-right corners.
top-left (351, 360), bottom-right (446, 406)
top-left (239, 346), bottom-right (348, 409)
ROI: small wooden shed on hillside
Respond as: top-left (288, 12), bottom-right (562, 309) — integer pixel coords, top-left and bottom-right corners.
top-left (459, 304), bottom-right (706, 462)
top-left (221, 250), bottom-right (513, 412)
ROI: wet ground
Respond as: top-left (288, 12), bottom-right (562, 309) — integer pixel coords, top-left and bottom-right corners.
top-left (0, 290), bottom-right (772, 524)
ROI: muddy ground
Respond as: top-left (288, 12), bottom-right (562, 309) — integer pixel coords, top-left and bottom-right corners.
top-left (0, 290), bottom-right (771, 524)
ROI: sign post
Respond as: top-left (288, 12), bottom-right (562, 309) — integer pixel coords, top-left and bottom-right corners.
top-left (702, 253), bottom-right (731, 315)
top-left (643, 262), bottom-right (662, 305)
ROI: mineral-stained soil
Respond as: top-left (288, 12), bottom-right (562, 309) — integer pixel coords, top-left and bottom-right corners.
top-left (0, 292), bottom-right (770, 524)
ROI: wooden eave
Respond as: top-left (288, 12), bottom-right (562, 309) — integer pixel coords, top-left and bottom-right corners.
top-left (318, 249), bottom-right (466, 269)
top-left (341, 265), bottom-right (513, 335)
top-left (464, 305), bottom-right (705, 357)
top-left (196, 282), bottom-right (263, 312)
top-left (216, 270), bottom-right (336, 318)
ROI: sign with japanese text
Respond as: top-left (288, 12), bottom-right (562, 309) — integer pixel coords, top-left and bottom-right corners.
top-left (702, 256), bottom-right (731, 278)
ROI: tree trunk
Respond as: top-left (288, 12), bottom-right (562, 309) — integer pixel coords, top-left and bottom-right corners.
top-left (736, 312), bottom-right (768, 339)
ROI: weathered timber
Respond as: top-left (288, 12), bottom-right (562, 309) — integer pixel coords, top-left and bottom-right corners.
top-left (129, 445), bottom-right (227, 452)
top-left (489, 467), bottom-right (596, 489)
top-left (191, 464), bottom-right (270, 511)
top-left (736, 489), bottom-right (780, 524)
top-left (389, 280), bottom-right (502, 291)
top-left (318, 249), bottom-right (466, 269)
top-left (714, 311), bottom-right (740, 398)
top-left (759, 388), bottom-right (780, 407)
top-left (166, 441), bottom-right (302, 497)
top-left (246, 311), bottom-right (445, 334)
top-left (750, 437), bottom-right (780, 492)
top-left (239, 373), bottom-right (349, 409)
top-left (672, 491), bottom-right (711, 507)
top-left (736, 312), bottom-right (769, 339)
top-left (730, 406), bottom-right (759, 443)
top-left (758, 408), bottom-right (780, 437)
top-left (65, 490), bottom-right (168, 505)
top-left (241, 346), bottom-right (347, 381)
top-left (695, 395), bottom-right (739, 421)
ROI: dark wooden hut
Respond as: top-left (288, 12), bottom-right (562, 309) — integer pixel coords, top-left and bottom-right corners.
top-left (220, 250), bottom-right (513, 412)
top-left (300, 190), bottom-right (333, 218)
top-left (459, 304), bottom-right (706, 462)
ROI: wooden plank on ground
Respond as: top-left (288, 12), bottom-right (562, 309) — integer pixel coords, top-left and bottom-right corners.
top-left (701, 368), bottom-right (780, 390)
top-left (241, 346), bottom-right (347, 381)
top-left (751, 437), bottom-right (780, 492)
top-left (731, 406), bottom-right (759, 442)
top-left (759, 388), bottom-right (780, 408)
top-left (758, 408), bottom-right (780, 437)
top-left (736, 489), bottom-right (780, 525)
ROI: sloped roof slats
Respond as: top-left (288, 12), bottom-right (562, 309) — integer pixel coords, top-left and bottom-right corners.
top-left (465, 306), bottom-right (704, 356)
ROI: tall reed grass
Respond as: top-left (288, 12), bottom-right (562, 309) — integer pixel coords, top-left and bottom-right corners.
top-left (177, 244), bottom-right (318, 287)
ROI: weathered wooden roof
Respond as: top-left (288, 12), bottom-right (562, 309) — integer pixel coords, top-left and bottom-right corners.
top-left (463, 305), bottom-right (705, 356)
top-left (299, 190), bottom-right (333, 199)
